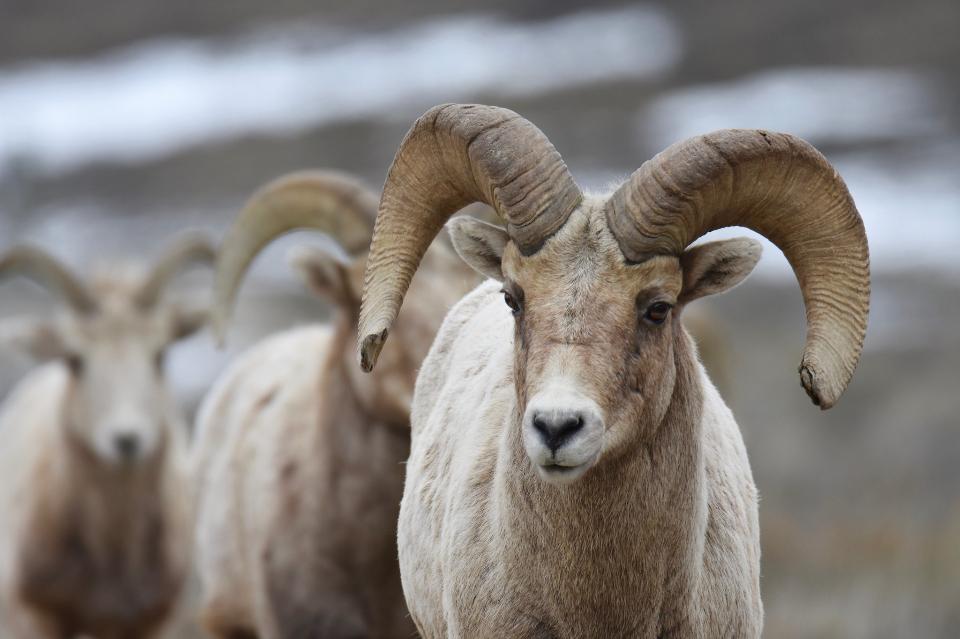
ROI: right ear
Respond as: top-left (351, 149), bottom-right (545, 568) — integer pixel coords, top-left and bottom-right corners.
top-left (0, 318), bottom-right (67, 362)
top-left (678, 237), bottom-right (762, 306)
top-left (288, 245), bottom-right (360, 307)
top-left (447, 217), bottom-right (509, 281)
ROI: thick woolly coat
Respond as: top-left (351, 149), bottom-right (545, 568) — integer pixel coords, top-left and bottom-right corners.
top-left (0, 365), bottom-right (189, 639)
top-left (399, 280), bottom-right (762, 638)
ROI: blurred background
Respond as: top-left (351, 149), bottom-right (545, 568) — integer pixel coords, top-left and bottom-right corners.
top-left (0, 0), bottom-right (957, 637)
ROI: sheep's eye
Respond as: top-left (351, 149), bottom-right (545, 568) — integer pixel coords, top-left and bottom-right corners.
top-left (502, 290), bottom-right (521, 316)
top-left (643, 301), bottom-right (672, 325)
top-left (65, 354), bottom-right (84, 376)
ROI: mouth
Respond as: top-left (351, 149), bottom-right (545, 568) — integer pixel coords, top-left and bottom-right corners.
top-left (541, 462), bottom-right (579, 474)
top-left (536, 458), bottom-right (594, 483)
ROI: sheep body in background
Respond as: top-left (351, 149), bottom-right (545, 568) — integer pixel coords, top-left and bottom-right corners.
top-left (0, 237), bottom-right (214, 639)
top-left (191, 172), bottom-right (479, 638)
top-left (356, 104), bottom-right (870, 637)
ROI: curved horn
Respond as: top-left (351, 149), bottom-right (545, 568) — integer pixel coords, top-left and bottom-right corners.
top-left (604, 129), bottom-right (869, 409)
top-left (358, 103), bottom-right (582, 371)
top-left (213, 171), bottom-right (378, 342)
top-left (136, 232), bottom-right (216, 309)
top-left (0, 246), bottom-right (97, 313)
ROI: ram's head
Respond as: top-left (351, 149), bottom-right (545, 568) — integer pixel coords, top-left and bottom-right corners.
top-left (357, 104), bottom-right (869, 483)
top-left (0, 235), bottom-right (214, 466)
top-left (212, 171), bottom-right (478, 425)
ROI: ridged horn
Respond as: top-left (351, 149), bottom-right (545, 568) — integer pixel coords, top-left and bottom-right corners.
top-left (0, 246), bottom-right (97, 314)
top-left (136, 232), bottom-right (216, 309)
top-left (213, 170), bottom-right (378, 343)
top-left (358, 103), bottom-right (582, 371)
top-left (604, 129), bottom-right (869, 409)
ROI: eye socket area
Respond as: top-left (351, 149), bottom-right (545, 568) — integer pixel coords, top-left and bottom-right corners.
top-left (64, 352), bottom-right (85, 377)
top-left (153, 349), bottom-right (167, 375)
top-left (642, 300), bottom-right (673, 326)
top-left (501, 284), bottom-right (524, 317)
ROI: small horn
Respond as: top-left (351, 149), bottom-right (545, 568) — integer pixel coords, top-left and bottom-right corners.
top-left (604, 129), bottom-right (869, 409)
top-left (136, 232), bottom-right (216, 309)
top-left (358, 103), bottom-right (582, 371)
top-left (213, 171), bottom-right (378, 344)
top-left (0, 246), bottom-right (97, 313)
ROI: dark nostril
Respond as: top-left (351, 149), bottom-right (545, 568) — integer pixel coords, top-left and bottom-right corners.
top-left (556, 415), bottom-right (584, 440)
top-left (533, 414), bottom-right (549, 435)
top-left (114, 434), bottom-right (139, 459)
top-left (532, 412), bottom-right (586, 452)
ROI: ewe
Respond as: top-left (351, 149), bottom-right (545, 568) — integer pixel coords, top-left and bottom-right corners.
top-left (357, 104), bottom-right (870, 638)
top-left (192, 171), bottom-right (479, 638)
top-left (0, 235), bottom-right (214, 639)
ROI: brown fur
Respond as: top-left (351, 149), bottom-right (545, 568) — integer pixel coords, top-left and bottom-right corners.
top-left (17, 428), bottom-right (182, 639)
top-left (399, 201), bottom-right (763, 637)
top-left (193, 239), bottom-right (478, 638)
top-left (0, 268), bottom-right (199, 639)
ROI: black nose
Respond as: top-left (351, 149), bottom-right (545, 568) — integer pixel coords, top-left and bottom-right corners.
top-left (532, 412), bottom-right (585, 453)
top-left (114, 433), bottom-right (140, 459)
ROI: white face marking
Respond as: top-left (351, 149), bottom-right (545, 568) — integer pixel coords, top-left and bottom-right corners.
top-left (522, 377), bottom-right (604, 485)
top-left (56, 288), bottom-right (180, 468)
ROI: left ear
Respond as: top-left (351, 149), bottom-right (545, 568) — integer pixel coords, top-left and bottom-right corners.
top-left (172, 303), bottom-right (210, 340)
top-left (678, 237), bottom-right (763, 306)
top-left (447, 217), bottom-right (509, 281)
top-left (288, 245), bottom-right (360, 307)
top-left (0, 317), bottom-right (67, 361)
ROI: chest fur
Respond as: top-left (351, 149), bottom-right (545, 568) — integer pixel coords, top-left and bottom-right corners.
top-left (16, 491), bottom-right (181, 636)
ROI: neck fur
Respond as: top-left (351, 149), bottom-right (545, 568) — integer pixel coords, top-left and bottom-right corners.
top-left (52, 425), bottom-right (172, 563)
top-left (498, 331), bottom-right (708, 632)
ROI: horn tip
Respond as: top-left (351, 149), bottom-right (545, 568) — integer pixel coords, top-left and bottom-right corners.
top-left (798, 363), bottom-right (838, 411)
top-left (358, 328), bottom-right (388, 373)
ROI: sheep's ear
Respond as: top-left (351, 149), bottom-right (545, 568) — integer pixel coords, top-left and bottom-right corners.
top-left (678, 237), bottom-right (763, 306)
top-left (172, 303), bottom-right (210, 341)
top-left (0, 318), bottom-right (67, 361)
top-left (447, 217), bottom-right (508, 282)
top-left (289, 245), bottom-right (359, 307)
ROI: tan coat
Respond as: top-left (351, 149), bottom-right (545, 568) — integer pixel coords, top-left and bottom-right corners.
top-left (399, 205), bottom-right (763, 638)
top-left (0, 365), bottom-right (190, 639)
top-left (193, 240), bottom-right (478, 638)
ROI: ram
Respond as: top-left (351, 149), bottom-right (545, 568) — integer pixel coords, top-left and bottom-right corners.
top-left (0, 235), bottom-right (213, 639)
top-left (357, 104), bottom-right (870, 638)
top-left (192, 172), bottom-right (479, 638)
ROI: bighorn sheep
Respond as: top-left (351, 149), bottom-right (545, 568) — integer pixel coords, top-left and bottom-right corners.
top-left (357, 104), bottom-right (870, 637)
top-left (0, 235), bottom-right (214, 639)
top-left (191, 171), bottom-right (479, 638)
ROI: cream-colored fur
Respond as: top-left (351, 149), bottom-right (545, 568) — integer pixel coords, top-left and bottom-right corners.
top-left (192, 240), bottom-right (478, 638)
top-left (0, 271), bottom-right (198, 639)
top-left (400, 201), bottom-right (763, 638)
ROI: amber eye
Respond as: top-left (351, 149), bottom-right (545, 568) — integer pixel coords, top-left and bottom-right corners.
top-left (643, 301), bottom-right (672, 325)
top-left (65, 354), bottom-right (84, 377)
top-left (502, 290), bottom-right (521, 316)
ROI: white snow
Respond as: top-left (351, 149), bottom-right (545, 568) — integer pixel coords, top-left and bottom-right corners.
top-left (0, 7), bottom-right (680, 175)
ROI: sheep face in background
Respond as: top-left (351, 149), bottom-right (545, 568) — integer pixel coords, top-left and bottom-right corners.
top-left (15, 273), bottom-right (206, 466)
top-left (452, 207), bottom-right (760, 483)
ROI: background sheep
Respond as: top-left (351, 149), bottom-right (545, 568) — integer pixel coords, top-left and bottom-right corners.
top-left (0, 236), bottom-right (214, 639)
top-left (356, 104), bottom-right (870, 637)
top-left (191, 172), bottom-right (480, 638)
